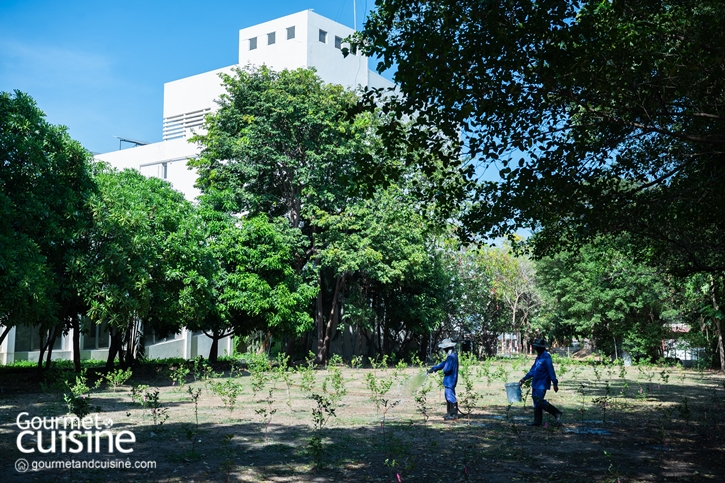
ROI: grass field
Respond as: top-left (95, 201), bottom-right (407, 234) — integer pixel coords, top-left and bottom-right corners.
top-left (1, 355), bottom-right (724, 482)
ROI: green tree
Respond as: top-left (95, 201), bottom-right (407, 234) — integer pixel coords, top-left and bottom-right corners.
top-left (536, 238), bottom-right (675, 361)
top-left (312, 187), bottom-right (449, 359)
top-left (190, 209), bottom-right (315, 362)
top-left (78, 164), bottom-right (212, 369)
top-left (354, 0), bottom-right (725, 274)
top-left (191, 66), bottom-right (377, 362)
top-left (0, 91), bottom-right (95, 371)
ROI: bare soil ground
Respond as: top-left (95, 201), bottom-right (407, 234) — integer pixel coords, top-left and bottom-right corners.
top-left (1, 359), bottom-right (724, 482)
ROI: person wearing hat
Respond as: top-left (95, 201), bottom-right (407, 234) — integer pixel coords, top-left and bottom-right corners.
top-left (519, 338), bottom-right (562, 426)
top-left (427, 338), bottom-right (459, 420)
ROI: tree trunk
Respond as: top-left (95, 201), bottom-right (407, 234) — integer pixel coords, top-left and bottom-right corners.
top-left (316, 273), bottom-right (345, 364)
top-left (43, 325), bottom-right (59, 371)
top-left (709, 275), bottom-right (725, 372)
top-left (209, 334), bottom-right (219, 363)
top-left (315, 272), bottom-right (325, 364)
top-left (72, 317), bottom-right (81, 373)
top-left (106, 327), bottom-right (122, 370)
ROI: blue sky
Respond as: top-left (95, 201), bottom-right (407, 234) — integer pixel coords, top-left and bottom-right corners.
top-left (0, 0), bottom-right (379, 154)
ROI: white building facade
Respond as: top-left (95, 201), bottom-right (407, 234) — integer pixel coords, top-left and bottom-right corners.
top-left (0, 10), bottom-right (393, 365)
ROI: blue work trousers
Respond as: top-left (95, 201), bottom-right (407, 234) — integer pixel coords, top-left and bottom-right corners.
top-left (532, 388), bottom-right (549, 409)
top-left (444, 387), bottom-right (457, 404)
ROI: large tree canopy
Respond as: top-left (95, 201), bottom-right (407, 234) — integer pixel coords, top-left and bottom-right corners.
top-left (354, 0), bottom-right (725, 274)
top-left (0, 91), bottom-right (95, 367)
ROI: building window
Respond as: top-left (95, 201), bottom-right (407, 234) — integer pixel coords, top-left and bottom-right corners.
top-left (335, 36), bottom-right (343, 49)
top-left (286, 26), bottom-right (295, 40)
top-left (267, 32), bottom-right (276, 45)
top-left (319, 29), bottom-right (327, 43)
top-left (14, 325), bottom-right (62, 352)
top-left (83, 319), bottom-right (109, 350)
top-left (249, 37), bottom-right (257, 50)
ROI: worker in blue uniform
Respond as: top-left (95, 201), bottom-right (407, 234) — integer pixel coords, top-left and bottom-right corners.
top-left (519, 338), bottom-right (563, 426)
top-left (427, 338), bottom-right (459, 420)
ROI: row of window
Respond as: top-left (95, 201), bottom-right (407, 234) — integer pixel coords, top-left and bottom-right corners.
top-left (248, 26), bottom-right (353, 53)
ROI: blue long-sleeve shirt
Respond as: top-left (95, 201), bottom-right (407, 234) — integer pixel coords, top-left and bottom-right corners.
top-left (522, 351), bottom-right (558, 390)
top-left (431, 351), bottom-right (458, 388)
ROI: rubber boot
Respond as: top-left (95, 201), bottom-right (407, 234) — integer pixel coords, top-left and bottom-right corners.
top-left (445, 403), bottom-right (459, 420)
top-left (542, 402), bottom-right (563, 423)
top-left (443, 402), bottom-right (451, 420)
top-left (528, 406), bottom-right (543, 426)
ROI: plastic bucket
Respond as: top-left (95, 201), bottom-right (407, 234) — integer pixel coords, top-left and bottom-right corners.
top-left (505, 382), bottom-right (522, 403)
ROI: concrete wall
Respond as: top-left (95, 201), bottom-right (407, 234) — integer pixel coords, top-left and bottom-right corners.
top-left (94, 137), bottom-right (201, 200)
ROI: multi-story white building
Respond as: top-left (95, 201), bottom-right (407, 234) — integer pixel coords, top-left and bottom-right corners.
top-left (95, 9), bottom-right (393, 201)
top-left (0, 10), bottom-right (394, 365)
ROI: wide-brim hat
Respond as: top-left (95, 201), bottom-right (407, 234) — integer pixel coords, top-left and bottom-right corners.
top-left (438, 338), bottom-right (456, 349)
top-left (532, 338), bottom-right (547, 349)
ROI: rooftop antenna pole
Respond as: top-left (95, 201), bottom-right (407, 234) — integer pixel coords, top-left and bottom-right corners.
top-left (353, 0), bottom-right (357, 30)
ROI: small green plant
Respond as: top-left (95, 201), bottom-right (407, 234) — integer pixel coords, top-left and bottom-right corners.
top-left (365, 371), bottom-right (395, 412)
top-left (209, 379), bottom-right (243, 416)
top-left (414, 376), bottom-right (433, 422)
top-left (169, 364), bottom-right (190, 388)
top-left (184, 386), bottom-right (202, 456)
top-left (592, 364), bottom-right (602, 383)
top-left (63, 370), bottom-right (98, 419)
top-left (592, 387), bottom-right (612, 423)
top-left (494, 364), bottom-right (510, 383)
top-left (576, 382), bottom-right (588, 425)
top-left (273, 353), bottom-right (294, 407)
top-left (481, 358), bottom-right (493, 386)
top-left (604, 450), bottom-right (622, 483)
top-left (350, 355), bottom-right (364, 369)
top-left (220, 433), bottom-right (236, 479)
top-left (659, 368), bottom-right (671, 384)
top-left (309, 393), bottom-right (337, 468)
top-left (458, 351), bottom-right (481, 418)
top-left (143, 388), bottom-right (169, 427)
top-left (103, 368), bottom-right (132, 392)
top-left (247, 352), bottom-right (271, 399)
top-left (393, 359), bottom-right (408, 381)
top-left (130, 384), bottom-right (150, 406)
top-left (297, 351), bottom-right (317, 395)
top-left (379, 396), bottom-right (400, 458)
top-left (255, 389), bottom-right (277, 437)
top-left (322, 362), bottom-right (347, 403)
top-left (192, 356), bottom-right (218, 381)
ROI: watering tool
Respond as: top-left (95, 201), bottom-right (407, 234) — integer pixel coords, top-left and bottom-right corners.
top-left (505, 382), bottom-right (522, 403)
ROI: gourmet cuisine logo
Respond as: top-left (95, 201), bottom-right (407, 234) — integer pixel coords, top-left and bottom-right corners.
top-left (15, 412), bottom-right (136, 454)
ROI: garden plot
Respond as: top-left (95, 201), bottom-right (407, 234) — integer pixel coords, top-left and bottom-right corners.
top-left (1, 355), bottom-right (724, 482)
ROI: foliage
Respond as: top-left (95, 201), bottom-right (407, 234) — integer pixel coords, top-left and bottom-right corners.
top-left (208, 379), bottom-right (243, 416)
top-left (190, 210), bottom-right (315, 362)
top-left (457, 351), bottom-right (481, 416)
top-left (536, 237), bottom-right (675, 360)
top-left (169, 364), bottom-right (191, 388)
top-left (80, 164), bottom-right (213, 368)
top-left (0, 90), bottom-right (95, 370)
top-left (354, 0), bottom-right (725, 277)
top-left (103, 368), bottom-right (132, 392)
top-left (297, 351), bottom-right (317, 395)
top-left (63, 370), bottom-right (98, 419)
top-left (255, 389), bottom-right (277, 436)
top-left (308, 393), bottom-right (337, 468)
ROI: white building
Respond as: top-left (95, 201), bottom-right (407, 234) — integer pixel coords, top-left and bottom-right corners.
top-left (95, 10), bottom-right (393, 201)
top-left (0, 10), bottom-right (394, 365)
